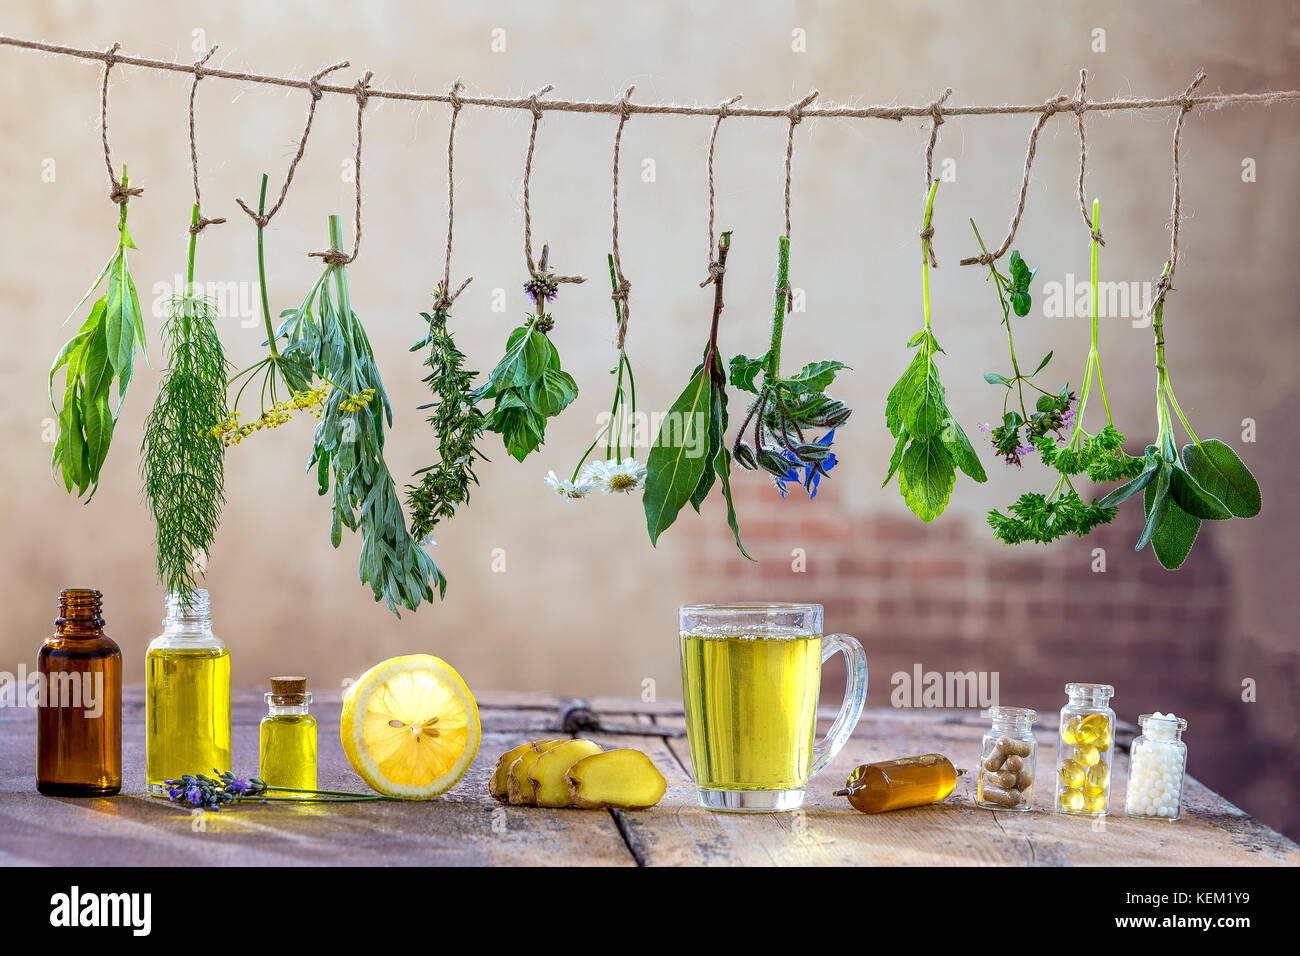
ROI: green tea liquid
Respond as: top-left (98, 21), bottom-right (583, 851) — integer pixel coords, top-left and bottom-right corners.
top-left (145, 646), bottom-right (231, 794)
top-left (681, 631), bottom-right (822, 791)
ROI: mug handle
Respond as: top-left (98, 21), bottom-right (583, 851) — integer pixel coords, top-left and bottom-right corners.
top-left (808, 633), bottom-right (868, 779)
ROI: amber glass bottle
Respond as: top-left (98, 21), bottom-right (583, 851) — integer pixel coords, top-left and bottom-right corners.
top-left (37, 588), bottom-right (122, 796)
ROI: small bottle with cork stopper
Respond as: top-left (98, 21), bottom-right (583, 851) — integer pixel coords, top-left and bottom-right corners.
top-left (259, 676), bottom-right (317, 795)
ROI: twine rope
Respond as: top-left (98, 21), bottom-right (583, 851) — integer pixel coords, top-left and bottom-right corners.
top-left (234, 60), bottom-right (349, 228)
top-left (1073, 69), bottom-right (1102, 245)
top-left (959, 93), bottom-right (1072, 266)
top-left (610, 86), bottom-right (634, 348)
top-left (522, 85), bottom-right (584, 285)
top-left (700, 94), bottom-right (742, 288)
top-left (308, 71), bottom-right (372, 265)
top-left (922, 87), bottom-right (952, 266)
top-left (433, 79), bottom-right (472, 312)
top-left (99, 43), bottom-right (142, 204)
top-left (783, 90), bottom-right (818, 240)
top-left (1151, 70), bottom-right (1209, 311)
top-left (187, 45), bottom-right (225, 233)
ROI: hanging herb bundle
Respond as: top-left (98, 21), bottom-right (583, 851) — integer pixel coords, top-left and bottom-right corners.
top-left (473, 244), bottom-right (579, 462)
top-left (405, 291), bottom-right (488, 541)
top-left (883, 182), bottom-right (987, 521)
top-left (644, 232), bottom-right (750, 556)
top-left (49, 165), bottom-right (147, 499)
top-left (987, 200), bottom-right (1145, 544)
top-left (729, 236), bottom-right (852, 499)
top-left (140, 205), bottom-right (229, 602)
top-left (1096, 263), bottom-right (1261, 568)
top-left (545, 254), bottom-right (644, 499)
top-left (278, 215), bottom-right (444, 614)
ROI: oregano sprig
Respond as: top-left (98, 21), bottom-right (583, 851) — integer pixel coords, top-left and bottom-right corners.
top-left (644, 231), bottom-right (750, 557)
top-left (141, 204), bottom-right (229, 603)
top-left (49, 165), bottom-right (147, 499)
top-left (883, 182), bottom-right (987, 522)
top-left (729, 235), bottom-right (852, 499)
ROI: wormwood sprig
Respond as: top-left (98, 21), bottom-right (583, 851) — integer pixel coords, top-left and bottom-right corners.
top-left (883, 182), bottom-right (987, 522)
top-left (644, 231), bottom-right (750, 557)
top-left (49, 165), bottom-right (148, 499)
top-left (279, 215), bottom-right (444, 614)
top-left (140, 205), bottom-right (229, 603)
top-left (729, 235), bottom-right (852, 500)
top-left (164, 770), bottom-right (398, 808)
top-left (546, 254), bottom-right (644, 500)
top-left (473, 244), bottom-right (579, 462)
top-left (988, 200), bottom-right (1144, 545)
top-left (405, 291), bottom-right (488, 541)
top-left (1095, 263), bottom-right (1261, 568)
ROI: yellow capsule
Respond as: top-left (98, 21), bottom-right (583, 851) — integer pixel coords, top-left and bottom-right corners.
top-left (1085, 761), bottom-right (1109, 792)
top-left (1092, 725), bottom-right (1112, 751)
top-left (1059, 788), bottom-right (1085, 812)
top-left (1074, 743), bottom-right (1100, 767)
top-left (1079, 714), bottom-right (1108, 744)
top-left (1057, 759), bottom-right (1085, 789)
top-left (1083, 789), bottom-right (1107, 813)
top-left (1060, 716), bottom-right (1083, 745)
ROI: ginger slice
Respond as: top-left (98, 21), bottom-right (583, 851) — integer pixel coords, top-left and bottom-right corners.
top-left (565, 748), bottom-right (667, 810)
top-left (489, 742), bottom-right (544, 802)
top-left (529, 739), bottom-right (603, 808)
top-left (507, 740), bottom-right (566, 805)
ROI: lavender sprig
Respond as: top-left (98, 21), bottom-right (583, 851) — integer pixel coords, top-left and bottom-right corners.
top-left (163, 770), bottom-right (396, 809)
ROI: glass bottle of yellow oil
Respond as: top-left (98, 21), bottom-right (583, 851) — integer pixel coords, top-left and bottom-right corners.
top-left (145, 589), bottom-right (231, 796)
top-left (259, 676), bottom-right (317, 794)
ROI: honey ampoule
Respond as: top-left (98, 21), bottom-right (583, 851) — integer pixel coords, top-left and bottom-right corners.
top-left (834, 754), bottom-right (965, 813)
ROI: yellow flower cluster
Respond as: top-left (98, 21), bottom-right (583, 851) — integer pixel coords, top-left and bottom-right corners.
top-left (338, 388), bottom-right (376, 413)
top-left (210, 385), bottom-right (329, 447)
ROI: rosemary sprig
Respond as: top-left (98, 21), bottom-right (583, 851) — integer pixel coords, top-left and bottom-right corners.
top-left (140, 204), bottom-right (229, 602)
top-left (49, 164), bottom-right (147, 499)
top-left (406, 291), bottom-right (488, 542)
top-left (280, 215), bottom-right (445, 614)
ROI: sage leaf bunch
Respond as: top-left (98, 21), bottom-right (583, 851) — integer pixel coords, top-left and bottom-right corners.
top-left (49, 166), bottom-right (147, 499)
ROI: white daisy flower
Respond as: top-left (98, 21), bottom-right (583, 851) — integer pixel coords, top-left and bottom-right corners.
top-left (580, 457), bottom-right (647, 495)
top-left (544, 470), bottom-right (595, 500)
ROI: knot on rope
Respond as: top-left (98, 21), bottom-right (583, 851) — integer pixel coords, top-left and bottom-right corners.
top-left (527, 84), bottom-right (553, 119)
top-left (699, 259), bottom-right (726, 288)
top-left (109, 182), bottom-right (143, 204)
top-left (717, 94), bottom-right (741, 117)
top-left (448, 78), bottom-right (464, 113)
top-left (1041, 94), bottom-right (1069, 118)
top-left (927, 88), bottom-right (952, 127)
top-left (787, 90), bottom-right (818, 126)
top-left (611, 277), bottom-right (631, 303)
top-left (354, 71), bottom-right (373, 109)
top-left (310, 247), bottom-right (351, 266)
top-left (432, 277), bottom-right (472, 313)
top-left (189, 215), bottom-right (226, 234)
top-left (618, 86), bottom-right (635, 120)
top-left (103, 42), bottom-right (120, 71)
top-left (1091, 229), bottom-right (1105, 246)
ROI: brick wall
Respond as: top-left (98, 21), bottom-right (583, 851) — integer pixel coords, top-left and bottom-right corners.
top-left (684, 477), bottom-right (1299, 840)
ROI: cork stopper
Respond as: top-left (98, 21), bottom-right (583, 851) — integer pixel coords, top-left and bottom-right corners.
top-left (270, 676), bottom-right (308, 696)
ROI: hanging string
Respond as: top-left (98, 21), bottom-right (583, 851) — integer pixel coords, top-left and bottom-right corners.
top-left (99, 43), bottom-right (142, 203)
top-left (234, 60), bottom-right (349, 227)
top-left (921, 87), bottom-right (952, 266)
top-left (700, 94), bottom-right (742, 288)
top-left (1073, 69), bottom-right (1103, 245)
top-left (522, 85), bottom-right (584, 284)
top-left (309, 71), bottom-right (372, 265)
top-left (610, 86), bottom-right (635, 348)
top-left (782, 90), bottom-right (819, 240)
top-left (1151, 70), bottom-right (1208, 310)
top-left (959, 93), bottom-right (1072, 266)
top-left (432, 79), bottom-right (472, 312)
top-left (187, 45), bottom-right (225, 233)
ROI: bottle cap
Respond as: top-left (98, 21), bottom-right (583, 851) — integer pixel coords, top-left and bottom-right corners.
top-left (270, 676), bottom-right (308, 695)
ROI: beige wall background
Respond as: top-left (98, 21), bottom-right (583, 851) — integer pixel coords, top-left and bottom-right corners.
top-left (2, 1), bottom-right (1297, 710)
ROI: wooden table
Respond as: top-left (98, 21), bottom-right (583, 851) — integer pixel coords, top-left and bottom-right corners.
top-left (2, 690), bottom-right (1295, 866)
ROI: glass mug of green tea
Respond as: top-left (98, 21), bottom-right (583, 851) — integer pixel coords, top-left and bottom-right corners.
top-left (680, 603), bottom-right (868, 811)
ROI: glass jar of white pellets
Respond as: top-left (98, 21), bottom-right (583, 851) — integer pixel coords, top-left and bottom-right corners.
top-left (1125, 713), bottom-right (1188, 821)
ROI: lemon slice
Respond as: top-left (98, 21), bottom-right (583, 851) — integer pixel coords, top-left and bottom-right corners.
top-left (341, 654), bottom-right (481, 799)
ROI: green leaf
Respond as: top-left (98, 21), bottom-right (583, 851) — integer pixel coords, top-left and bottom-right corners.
top-left (1182, 439), bottom-right (1261, 518)
top-left (710, 384), bottom-right (753, 560)
top-left (882, 429), bottom-right (908, 488)
top-left (984, 372), bottom-right (1012, 387)
top-left (942, 417), bottom-right (987, 483)
top-left (1168, 465), bottom-right (1232, 520)
top-left (888, 341), bottom-right (945, 440)
top-left (83, 394), bottom-right (114, 479)
top-left (529, 368), bottom-right (578, 418)
top-left (728, 353), bottom-right (766, 393)
top-left (1097, 464), bottom-right (1156, 508)
top-left (899, 436), bottom-right (955, 522)
top-left (782, 360), bottom-right (848, 394)
top-left (1145, 479), bottom-right (1201, 570)
top-left (489, 325), bottom-right (552, 390)
top-left (80, 323), bottom-right (113, 400)
top-left (1136, 465), bottom-right (1171, 552)
top-left (644, 364), bottom-right (713, 545)
top-left (104, 252), bottom-right (136, 374)
top-left (1033, 351), bottom-right (1053, 375)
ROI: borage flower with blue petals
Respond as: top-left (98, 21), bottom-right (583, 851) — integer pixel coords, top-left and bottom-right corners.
top-left (771, 429), bottom-right (838, 500)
